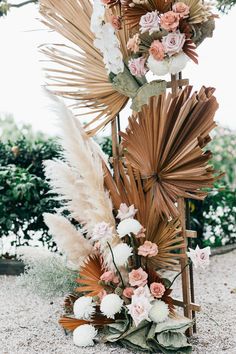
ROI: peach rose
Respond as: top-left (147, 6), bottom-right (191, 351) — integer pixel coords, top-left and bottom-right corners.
top-left (110, 15), bottom-right (122, 30)
top-left (138, 241), bottom-right (158, 257)
top-left (160, 11), bottom-right (180, 32)
top-left (129, 267), bottom-right (148, 287)
top-left (173, 2), bottom-right (190, 18)
top-left (136, 227), bottom-right (146, 239)
top-left (150, 282), bottom-right (165, 298)
top-left (123, 287), bottom-right (134, 298)
top-left (100, 271), bottom-right (115, 282)
top-left (127, 33), bottom-right (140, 54)
top-left (149, 40), bottom-right (165, 61)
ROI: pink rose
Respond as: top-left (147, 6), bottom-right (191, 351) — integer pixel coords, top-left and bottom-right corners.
top-left (100, 271), bottom-right (115, 282)
top-left (149, 40), bottom-right (165, 61)
top-left (138, 241), bottom-right (158, 258)
top-left (136, 227), bottom-right (146, 239)
top-left (150, 282), bottom-right (165, 298)
top-left (127, 294), bottom-right (152, 327)
top-left (133, 285), bottom-right (153, 300)
top-left (91, 222), bottom-right (113, 242)
top-left (139, 10), bottom-right (160, 35)
top-left (160, 11), bottom-right (179, 32)
top-left (128, 57), bottom-right (147, 77)
top-left (123, 287), bottom-right (134, 298)
top-left (162, 31), bottom-right (185, 56)
top-left (110, 15), bottom-right (122, 30)
top-left (187, 245), bottom-right (211, 269)
top-left (127, 34), bottom-right (140, 54)
top-left (98, 289), bottom-right (107, 301)
top-left (173, 2), bottom-right (190, 18)
top-left (129, 267), bottom-right (148, 287)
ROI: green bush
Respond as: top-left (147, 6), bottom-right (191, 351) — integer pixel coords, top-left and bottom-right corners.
top-left (0, 129), bottom-right (61, 254)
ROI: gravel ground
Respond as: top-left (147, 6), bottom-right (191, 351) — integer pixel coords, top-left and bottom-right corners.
top-left (0, 250), bottom-right (236, 354)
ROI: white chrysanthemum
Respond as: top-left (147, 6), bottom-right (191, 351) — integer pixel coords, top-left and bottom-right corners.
top-left (168, 52), bottom-right (188, 74)
top-left (149, 300), bottom-right (169, 323)
top-left (147, 55), bottom-right (169, 76)
top-left (73, 296), bottom-right (95, 320)
top-left (117, 218), bottom-right (142, 238)
top-left (73, 324), bottom-right (97, 347)
top-left (112, 243), bottom-right (133, 266)
top-left (100, 294), bottom-right (123, 319)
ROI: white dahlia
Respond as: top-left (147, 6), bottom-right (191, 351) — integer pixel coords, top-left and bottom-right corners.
top-left (73, 324), bottom-right (97, 347)
top-left (73, 296), bottom-right (95, 320)
top-left (147, 55), bottom-right (169, 76)
top-left (100, 293), bottom-right (123, 319)
top-left (149, 300), bottom-right (169, 323)
top-left (168, 52), bottom-right (188, 74)
top-left (117, 218), bottom-right (142, 238)
top-left (112, 243), bottom-right (133, 267)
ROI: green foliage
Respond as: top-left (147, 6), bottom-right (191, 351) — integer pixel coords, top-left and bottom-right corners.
top-left (0, 118), bottom-right (61, 252)
top-left (95, 136), bottom-right (113, 158)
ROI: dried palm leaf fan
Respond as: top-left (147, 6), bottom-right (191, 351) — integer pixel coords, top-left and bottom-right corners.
top-left (104, 161), bottom-right (185, 270)
top-left (120, 86), bottom-right (220, 220)
top-left (39, 0), bottom-right (129, 135)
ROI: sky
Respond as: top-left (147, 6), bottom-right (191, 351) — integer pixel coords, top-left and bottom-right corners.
top-left (0, 2), bottom-right (235, 136)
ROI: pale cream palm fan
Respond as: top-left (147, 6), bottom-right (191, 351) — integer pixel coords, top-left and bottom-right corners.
top-left (39, 0), bottom-right (129, 135)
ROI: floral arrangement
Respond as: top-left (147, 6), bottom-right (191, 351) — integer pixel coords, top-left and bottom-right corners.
top-left (91, 0), bottom-right (215, 78)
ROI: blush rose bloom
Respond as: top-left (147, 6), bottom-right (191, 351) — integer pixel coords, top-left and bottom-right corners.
top-left (173, 2), bottom-right (190, 18)
top-left (162, 31), bottom-right (185, 56)
top-left (127, 294), bottom-right (152, 326)
top-left (160, 11), bottom-right (180, 32)
top-left (139, 10), bottom-right (160, 34)
top-left (149, 40), bottom-right (165, 61)
top-left (128, 57), bottom-right (147, 77)
top-left (129, 267), bottom-right (148, 287)
top-left (187, 245), bottom-right (211, 269)
top-left (138, 241), bottom-right (158, 258)
top-left (136, 227), bottom-right (146, 238)
top-left (100, 271), bottom-right (119, 283)
top-left (117, 203), bottom-right (137, 220)
top-left (127, 33), bottom-right (140, 53)
top-left (150, 282), bottom-right (165, 298)
top-left (110, 15), bottom-right (122, 30)
top-left (123, 287), bottom-right (134, 298)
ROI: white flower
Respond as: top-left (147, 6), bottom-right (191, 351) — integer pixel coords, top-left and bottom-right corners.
top-left (127, 294), bottom-right (152, 327)
top-left (73, 324), bottom-right (97, 347)
top-left (168, 52), bottom-right (188, 74)
top-left (216, 206), bottom-right (224, 217)
top-left (111, 243), bottom-right (133, 266)
top-left (91, 222), bottom-right (113, 243)
top-left (149, 300), bottom-right (169, 323)
top-left (147, 55), bottom-right (169, 76)
top-left (187, 245), bottom-right (211, 269)
top-left (117, 203), bottom-right (137, 220)
top-left (100, 294), bottom-right (123, 318)
top-left (90, 0), bottom-right (105, 35)
top-left (73, 296), bottom-right (95, 320)
top-left (117, 218), bottom-right (143, 237)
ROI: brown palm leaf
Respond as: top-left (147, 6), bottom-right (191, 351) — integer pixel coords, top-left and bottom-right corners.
top-left (104, 161), bottom-right (185, 270)
top-left (122, 0), bottom-right (172, 29)
top-left (120, 86), bottom-right (220, 220)
top-left (39, 0), bottom-right (129, 135)
top-left (59, 313), bottom-right (114, 331)
top-left (75, 254), bottom-right (105, 297)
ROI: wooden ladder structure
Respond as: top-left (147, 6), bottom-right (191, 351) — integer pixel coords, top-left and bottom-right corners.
top-left (111, 73), bottom-right (201, 336)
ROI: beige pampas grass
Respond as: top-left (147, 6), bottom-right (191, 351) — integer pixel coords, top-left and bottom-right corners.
top-left (44, 213), bottom-right (93, 268)
top-left (43, 94), bottom-right (115, 237)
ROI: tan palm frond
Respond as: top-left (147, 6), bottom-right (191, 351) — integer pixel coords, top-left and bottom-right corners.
top-left (122, 0), bottom-right (172, 29)
top-left (120, 86), bottom-right (220, 220)
top-left (75, 255), bottom-right (105, 297)
top-left (39, 0), bottom-right (129, 135)
top-left (104, 161), bottom-right (185, 270)
top-left (181, 0), bottom-right (212, 24)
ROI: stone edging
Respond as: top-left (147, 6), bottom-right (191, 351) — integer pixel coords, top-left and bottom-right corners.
top-left (211, 243), bottom-right (236, 256)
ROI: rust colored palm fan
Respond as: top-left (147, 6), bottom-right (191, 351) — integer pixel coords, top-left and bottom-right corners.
top-left (120, 86), bottom-right (220, 220)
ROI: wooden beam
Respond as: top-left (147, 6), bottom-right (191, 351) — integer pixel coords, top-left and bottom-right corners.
top-left (186, 230), bottom-right (197, 238)
top-left (172, 298), bottom-right (201, 312)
